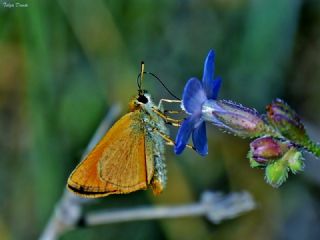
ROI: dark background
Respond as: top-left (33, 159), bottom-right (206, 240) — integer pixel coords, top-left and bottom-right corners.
top-left (1, 0), bottom-right (320, 239)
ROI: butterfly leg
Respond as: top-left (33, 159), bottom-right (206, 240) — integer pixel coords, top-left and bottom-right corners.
top-left (157, 98), bottom-right (181, 110)
top-left (151, 107), bottom-right (183, 127)
top-left (156, 99), bottom-right (185, 125)
top-left (163, 110), bottom-right (184, 114)
top-left (152, 128), bottom-right (196, 151)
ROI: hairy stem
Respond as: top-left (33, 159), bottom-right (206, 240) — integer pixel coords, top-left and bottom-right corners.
top-left (305, 140), bottom-right (320, 158)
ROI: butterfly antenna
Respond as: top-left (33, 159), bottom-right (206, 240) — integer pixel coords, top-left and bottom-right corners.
top-left (136, 66), bottom-right (180, 100)
top-left (137, 61), bottom-right (145, 95)
top-left (145, 71), bottom-right (180, 100)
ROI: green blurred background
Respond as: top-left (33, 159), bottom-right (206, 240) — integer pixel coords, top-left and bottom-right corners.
top-left (1, 0), bottom-right (320, 239)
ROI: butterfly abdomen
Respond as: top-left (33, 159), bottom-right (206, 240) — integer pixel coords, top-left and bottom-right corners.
top-left (141, 103), bottom-right (168, 195)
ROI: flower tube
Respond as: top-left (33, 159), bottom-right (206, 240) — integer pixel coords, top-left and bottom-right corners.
top-left (201, 100), bottom-right (278, 138)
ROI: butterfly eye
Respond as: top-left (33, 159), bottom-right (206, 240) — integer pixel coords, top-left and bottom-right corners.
top-left (137, 94), bottom-right (148, 104)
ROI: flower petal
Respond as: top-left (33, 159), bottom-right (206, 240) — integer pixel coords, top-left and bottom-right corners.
top-left (192, 121), bottom-right (208, 156)
top-left (174, 115), bottom-right (198, 154)
top-left (202, 50), bottom-right (222, 99)
top-left (182, 78), bottom-right (207, 114)
top-left (210, 77), bottom-right (222, 100)
top-left (202, 50), bottom-right (215, 96)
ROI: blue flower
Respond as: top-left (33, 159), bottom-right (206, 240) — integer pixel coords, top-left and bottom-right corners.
top-left (174, 50), bottom-right (222, 156)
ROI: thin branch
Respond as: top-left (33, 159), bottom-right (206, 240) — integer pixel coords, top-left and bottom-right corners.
top-left (39, 104), bottom-right (122, 240)
top-left (84, 191), bottom-right (255, 226)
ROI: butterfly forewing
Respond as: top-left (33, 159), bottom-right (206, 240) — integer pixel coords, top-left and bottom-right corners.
top-left (67, 111), bottom-right (151, 197)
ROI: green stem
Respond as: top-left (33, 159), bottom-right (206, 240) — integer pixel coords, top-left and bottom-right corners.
top-left (305, 140), bottom-right (320, 158)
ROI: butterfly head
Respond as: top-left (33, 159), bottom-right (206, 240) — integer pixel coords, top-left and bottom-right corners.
top-left (128, 90), bottom-right (155, 112)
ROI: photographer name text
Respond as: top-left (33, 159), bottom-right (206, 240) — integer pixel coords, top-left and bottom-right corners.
top-left (2, 2), bottom-right (28, 8)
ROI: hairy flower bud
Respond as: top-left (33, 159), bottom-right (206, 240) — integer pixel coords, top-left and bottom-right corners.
top-left (264, 147), bottom-right (304, 188)
top-left (202, 100), bottom-right (276, 138)
top-left (266, 98), bottom-right (320, 159)
top-left (248, 137), bottom-right (289, 166)
top-left (266, 99), bottom-right (309, 145)
top-left (265, 159), bottom-right (289, 188)
top-left (287, 150), bottom-right (304, 174)
top-left (247, 136), bottom-right (305, 187)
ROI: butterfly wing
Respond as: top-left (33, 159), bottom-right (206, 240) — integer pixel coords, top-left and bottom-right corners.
top-left (67, 111), bottom-right (153, 198)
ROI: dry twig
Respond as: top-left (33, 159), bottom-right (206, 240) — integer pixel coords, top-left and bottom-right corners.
top-left (39, 103), bottom-right (255, 240)
top-left (40, 104), bottom-right (122, 240)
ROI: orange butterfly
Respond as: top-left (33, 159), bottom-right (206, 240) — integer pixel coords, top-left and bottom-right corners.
top-left (67, 64), bottom-right (181, 198)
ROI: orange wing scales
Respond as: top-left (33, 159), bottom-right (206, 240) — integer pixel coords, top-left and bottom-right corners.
top-left (67, 111), bottom-right (151, 198)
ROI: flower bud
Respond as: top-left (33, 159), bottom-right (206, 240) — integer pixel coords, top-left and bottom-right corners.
top-left (266, 99), bottom-right (309, 146)
top-left (202, 100), bottom-right (277, 138)
top-left (264, 147), bottom-right (304, 188)
top-left (248, 137), bottom-right (289, 166)
top-left (287, 150), bottom-right (304, 174)
top-left (265, 159), bottom-right (289, 188)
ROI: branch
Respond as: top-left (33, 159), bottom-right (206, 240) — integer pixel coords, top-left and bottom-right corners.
top-left (39, 104), bottom-right (122, 240)
top-left (84, 191), bottom-right (255, 226)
